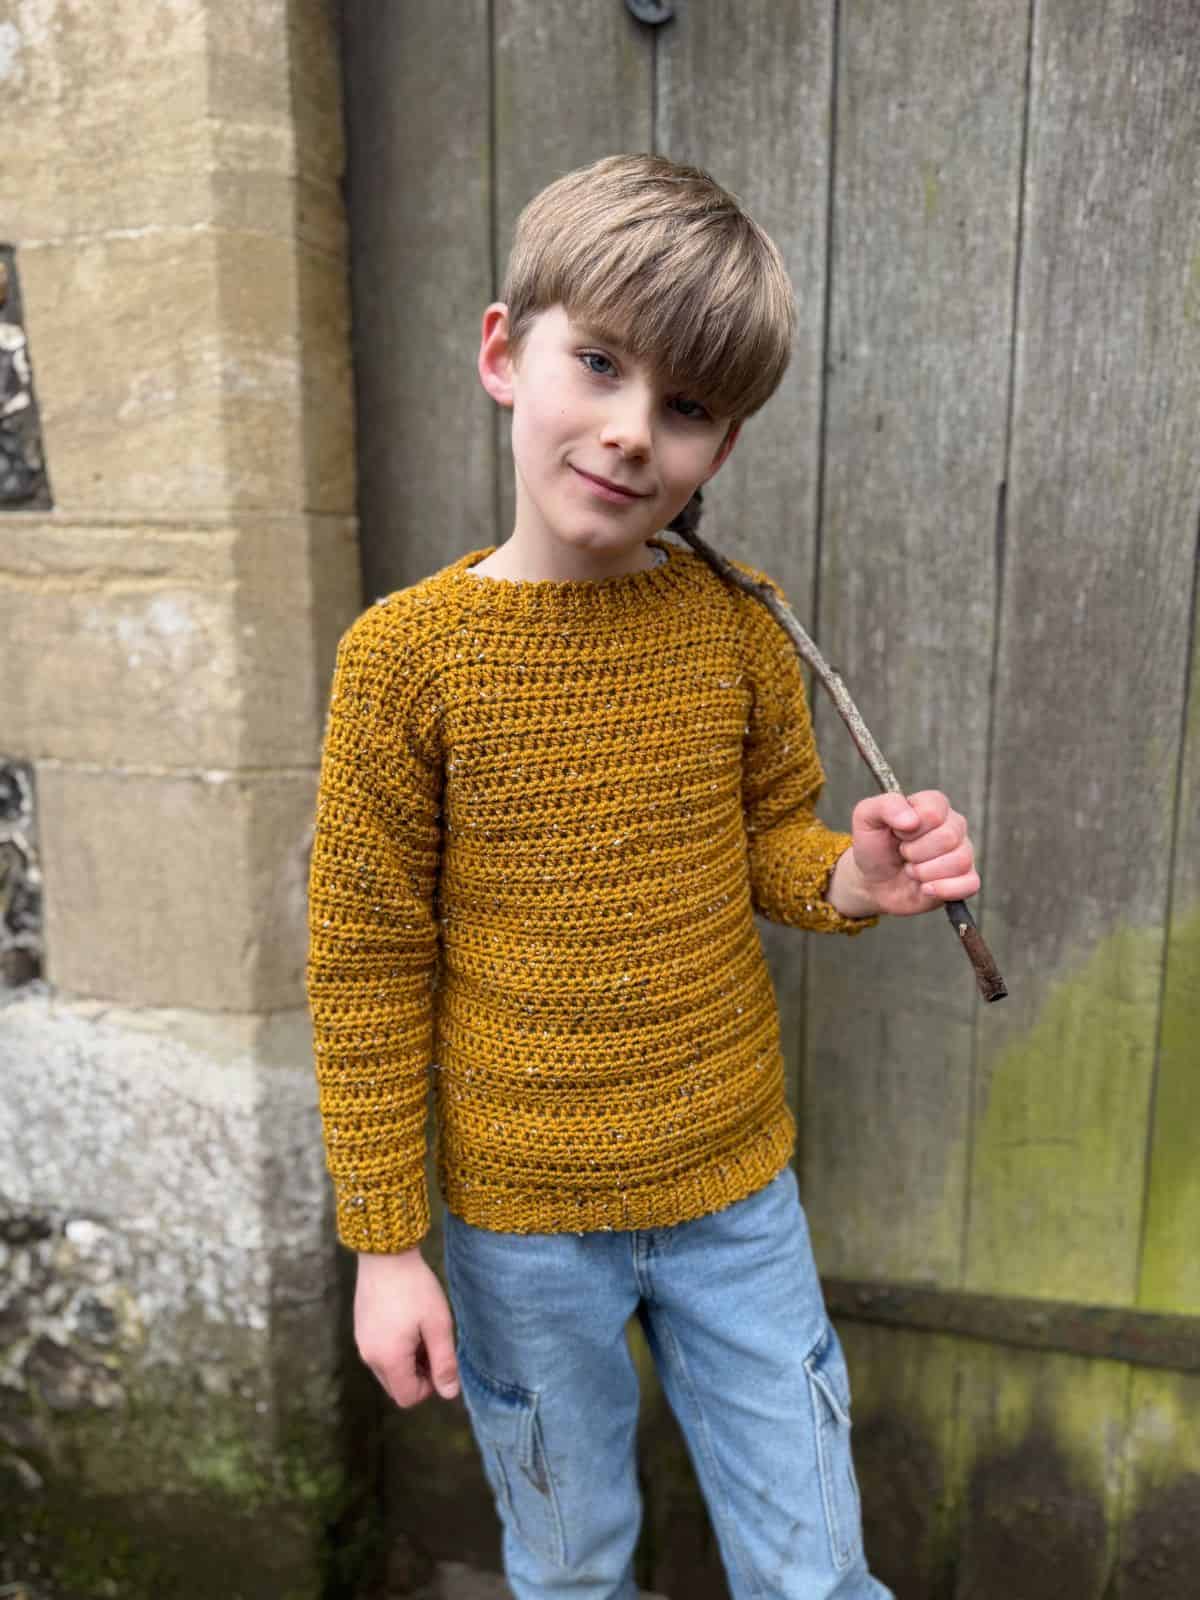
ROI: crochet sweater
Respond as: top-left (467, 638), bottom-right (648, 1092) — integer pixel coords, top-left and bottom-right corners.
top-left (305, 536), bottom-right (875, 1253)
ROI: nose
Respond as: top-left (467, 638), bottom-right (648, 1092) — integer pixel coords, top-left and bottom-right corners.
top-left (599, 380), bottom-right (654, 460)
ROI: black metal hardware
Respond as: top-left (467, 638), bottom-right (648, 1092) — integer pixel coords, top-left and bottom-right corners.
top-left (625, 0), bottom-right (674, 25)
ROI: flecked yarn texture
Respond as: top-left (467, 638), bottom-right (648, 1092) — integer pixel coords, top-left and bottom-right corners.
top-left (305, 536), bottom-right (876, 1253)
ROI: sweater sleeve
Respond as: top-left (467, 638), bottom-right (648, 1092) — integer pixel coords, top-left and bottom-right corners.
top-left (737, 566), bottom-right (878, 936)
top-left (305, 607), bottom-right (443, 1252)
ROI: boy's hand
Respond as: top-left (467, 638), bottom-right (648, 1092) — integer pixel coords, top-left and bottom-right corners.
top-left (354, 1248), bottom-right (460, 1408)
top-left (827, 790), bottom-right (980, 919)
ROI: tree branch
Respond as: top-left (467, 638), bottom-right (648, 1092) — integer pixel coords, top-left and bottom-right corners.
top-left (675, 522), bottom-right (1007, 1003)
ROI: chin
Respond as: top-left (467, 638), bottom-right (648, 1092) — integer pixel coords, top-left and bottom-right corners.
top-left (562, 523), bottom-right (647, 552)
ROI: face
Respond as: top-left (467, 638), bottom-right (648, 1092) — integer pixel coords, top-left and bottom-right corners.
top-left (478, 303), bottom-right (738, 563)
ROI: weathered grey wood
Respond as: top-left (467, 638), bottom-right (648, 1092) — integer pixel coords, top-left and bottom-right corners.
top-left (1116, 1369), bottom-right (1200, 1598)
top-left (492, 2), bottom-right (653, 539)
top-left (656, 0), bottom-right (835, 1142)
top-left (804, 0), bottom-right (1027, 1284)
top-left (951, 1343), bottom-right (1125, 1600)
top-left (964, 0), bottom-right (1200, 1308)
top-left (340, 0), bottom-right (495, 598)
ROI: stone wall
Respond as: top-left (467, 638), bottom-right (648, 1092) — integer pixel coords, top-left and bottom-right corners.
top-left (0, 3), bottom-right (363, 1594)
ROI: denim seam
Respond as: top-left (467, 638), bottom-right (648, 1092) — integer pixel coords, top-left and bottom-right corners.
top-left (656, 1308), bottom-right (765, 1600)
top-left (445, 1223), bottom-right (569, 1571)
top-left (803, 1325), bottom-right (855, 1573)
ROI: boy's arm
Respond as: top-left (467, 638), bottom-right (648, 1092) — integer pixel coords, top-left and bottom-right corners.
top-left (305, 608), bottom-right (442, 1253)
top-left (738, 569), bottom-right (877, 935)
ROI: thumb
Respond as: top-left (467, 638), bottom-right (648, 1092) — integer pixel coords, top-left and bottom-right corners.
top-left (424, 1316), bottom-right (460, 1400)
top-left (856, 793), bottom-right (920, 834)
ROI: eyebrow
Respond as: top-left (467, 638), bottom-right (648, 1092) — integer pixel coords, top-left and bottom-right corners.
top-left (570, 318), bottom-right (631, 354)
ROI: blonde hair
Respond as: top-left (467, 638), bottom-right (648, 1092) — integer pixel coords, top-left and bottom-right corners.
top-left (502, 154), bottom-right (795, 421)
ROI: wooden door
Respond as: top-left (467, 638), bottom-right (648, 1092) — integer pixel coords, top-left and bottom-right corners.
top-left (339, 4), bottom-right (1200, 1593)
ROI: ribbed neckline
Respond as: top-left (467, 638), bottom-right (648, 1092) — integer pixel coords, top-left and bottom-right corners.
top-left (440, 536), bottom-right (697, 620)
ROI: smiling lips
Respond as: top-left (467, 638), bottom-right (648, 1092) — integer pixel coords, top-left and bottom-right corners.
top-left (570, 465), bottom-right (652, 502)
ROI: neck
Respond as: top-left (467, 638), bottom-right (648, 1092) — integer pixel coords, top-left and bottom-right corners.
top-left (474, 530), bottom-right (662, 583)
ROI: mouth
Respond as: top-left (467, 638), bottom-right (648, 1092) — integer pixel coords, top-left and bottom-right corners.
top-left (570, 465), bottom-right (652, 503)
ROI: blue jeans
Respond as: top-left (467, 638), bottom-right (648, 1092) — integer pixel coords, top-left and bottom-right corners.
top-left (443, 1165), bottom-right (894, 1600)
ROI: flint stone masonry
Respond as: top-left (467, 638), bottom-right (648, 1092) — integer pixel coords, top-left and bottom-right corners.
top-left (0, 988), bottom-right (333, 1353)
top-left (0, 251), bottom-right (51, 509)
top-left (0, 987), bottom-right (347, 1597)
top-left (0, 758), bottom-right (41, 987)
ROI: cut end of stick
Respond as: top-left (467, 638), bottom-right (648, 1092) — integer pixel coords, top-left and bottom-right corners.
top-left (957, 921), bottom-right (1008, 1001)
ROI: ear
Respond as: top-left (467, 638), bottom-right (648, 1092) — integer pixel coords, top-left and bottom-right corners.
top-left (478, 302), bottom-right (515, 408)
top-left (701, 421), bottom-right (741, 483)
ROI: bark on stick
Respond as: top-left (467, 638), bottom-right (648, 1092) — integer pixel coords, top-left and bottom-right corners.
top-left (676, 525), bottom-right (1007, 1003)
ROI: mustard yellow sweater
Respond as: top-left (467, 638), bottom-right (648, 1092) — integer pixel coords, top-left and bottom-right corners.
top-left (305, 536), bottom-right (875, 1253)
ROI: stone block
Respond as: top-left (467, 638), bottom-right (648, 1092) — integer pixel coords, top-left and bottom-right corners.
top-left (19, 230), bottom-right (223, 510)
top-left (0, 513), bottom-right (361, 768)
top-left (0, 0), bottom-right (343, 243)
top-left (19, 227), bottom-right (354, 515)
top-left (215, 232), bottom-right (356, 514)
top-left (208, 0), bottom-right (345, 183)
top-left (1, 0), bottom-right (207, 242)
top-left (38, 764), bottom-right (317, 1011)
top-left (0, 989), bottom-right (350, 1599)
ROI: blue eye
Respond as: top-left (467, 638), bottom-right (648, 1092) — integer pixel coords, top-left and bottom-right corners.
top-left (580, 351), bottom-right (615, 377)
top-left (670, 396), bottom-right (710, 421)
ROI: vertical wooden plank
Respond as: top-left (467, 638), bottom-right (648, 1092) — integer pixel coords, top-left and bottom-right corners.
top-left (340, 0), bottom-right (495, 599)
top-left (965, 0), bottom-right (1200, 1309)
top-left (952, 1345), bottom-right (1126, 1600)
top-left (806, 0), bottom-right (1026, 1284)
top-left (1139, 571), bottom-right (1200, 1315)
top-left (955, 7), bottom-right (1200, 1595)
top-left (340, 6), bottom-right (501, 1575)
top-left (1116, 1370), bottom-right (1200, 1599)
top-left (839, 1321), bottom-right (961, 1600)
top-left (656, 0), bottom-right (834, 1139)
top-left (492, 2), bottom-right (653, 538)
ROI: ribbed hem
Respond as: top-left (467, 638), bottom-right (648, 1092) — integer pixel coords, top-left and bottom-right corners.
top-left (437, 1107), bottom-right (796, 1237)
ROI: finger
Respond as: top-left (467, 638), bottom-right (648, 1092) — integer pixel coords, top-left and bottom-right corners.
top-left (360, 1327), bottom-right (429, 1409)
top-left (919, 870), bottom-right (981, 901)
top-left (422, 1313), bottom-right (461, 1401)
top-left (905, 790), bottom-right (952, 831)
top-left (906, 843), bottom-right (974, 884)
top-left (901, 818), bottom-right (968, 866)
top-left (371, 1358), bottom-right (431, 1410)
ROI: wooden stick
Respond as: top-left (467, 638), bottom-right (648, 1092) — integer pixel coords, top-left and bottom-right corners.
top-left (675, 522), bottom-right (1008, 1003)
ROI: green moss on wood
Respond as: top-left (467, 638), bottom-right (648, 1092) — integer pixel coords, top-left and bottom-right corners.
top-left (1139, 904), bottom-right (1200, 1312)
top-left (967, 918), bottom-right (1167, 1303)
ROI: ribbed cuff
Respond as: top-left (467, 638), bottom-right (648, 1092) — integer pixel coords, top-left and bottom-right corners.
top-left (333, 1174), bottom-right (431, 1253)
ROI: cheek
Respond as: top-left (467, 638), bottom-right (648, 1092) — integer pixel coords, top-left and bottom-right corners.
top-left (512, 395), bottom-right (568, 462)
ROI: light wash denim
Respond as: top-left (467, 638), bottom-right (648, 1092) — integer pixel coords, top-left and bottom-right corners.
top-left (443, 1164), bottom-right (894, 1600)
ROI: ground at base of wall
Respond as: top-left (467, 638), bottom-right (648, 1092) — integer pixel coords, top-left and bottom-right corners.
top-left (412, 1566), bottom-right (667, 1600)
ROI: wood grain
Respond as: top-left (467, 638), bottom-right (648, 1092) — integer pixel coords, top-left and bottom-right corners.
top-left (804, 0), bottom-right (1027, 1284)
top-left (340, 0), bottom-right (496, 597)
top-left (656, 0), bottom-right (835, 1134)
top-left (964, 0), bottom-right (1200, 1307)
top-left (492, 1), bottom-right (653, 539)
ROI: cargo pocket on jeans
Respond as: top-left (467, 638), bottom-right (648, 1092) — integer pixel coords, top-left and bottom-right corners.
top-left (804, 1321), bottom-right (864, 1572)
top-left (456, 1346), bottom-right (567, 1568)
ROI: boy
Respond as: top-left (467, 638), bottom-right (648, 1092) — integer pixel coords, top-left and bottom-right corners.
top-left (306, 155), bottom-right (978, 1599)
